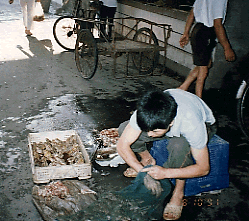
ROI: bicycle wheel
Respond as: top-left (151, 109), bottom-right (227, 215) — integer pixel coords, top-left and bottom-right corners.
top-left (237, 80), bottom-right (249, 139)
top-left (75, 29), bottom-right (98, 79)
top-left (132, 27), bottom-right (159, 74)
top-left (53, 16), bottom-right (79, 51)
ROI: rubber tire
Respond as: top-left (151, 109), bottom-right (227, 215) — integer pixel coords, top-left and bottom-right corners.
top-left (237, 81), bottom-right (249, 140)
top-left (53, 16), bottom-right (78, 51)
top-left (132, 27), bottom-right (159, 74)
top-left (75, 29), bottom-right (98, 79)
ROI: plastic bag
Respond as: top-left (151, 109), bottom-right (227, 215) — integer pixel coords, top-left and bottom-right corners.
top-left (33, 2), bottom-right (44, 22)
top-left (117, 165), bottom-right (172, 220)
top-left (32, 180), bottom-right (97, 221)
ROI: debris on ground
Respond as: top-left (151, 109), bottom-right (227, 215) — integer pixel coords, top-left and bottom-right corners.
top-left (94, 128), bottom-right (126, 167)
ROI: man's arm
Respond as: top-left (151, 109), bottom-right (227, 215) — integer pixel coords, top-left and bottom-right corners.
top-left (213, 18), bottom-right (236, 62)
top-left (142, 146), bottom-right (210, 180)
top-left (179, 8), bottom-right (195, 48)
top-left (116, 123), bottom-right (144, 172)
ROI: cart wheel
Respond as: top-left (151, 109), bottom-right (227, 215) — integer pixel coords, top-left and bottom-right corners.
top-left (132, 27), bottom-right (159, 74)
top-left (75, 29), bottom-right (98, 79)
top-left (53, 16), bottom-right (79, 51)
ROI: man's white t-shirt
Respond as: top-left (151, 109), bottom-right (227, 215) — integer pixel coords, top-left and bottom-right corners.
top-left (193, 0), bottom-right (228, 27)
top-left (129, 89), bottom-right (216, 150)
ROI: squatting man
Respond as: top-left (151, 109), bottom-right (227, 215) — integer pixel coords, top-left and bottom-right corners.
top-left (117, 88), bottom-right (216, 220)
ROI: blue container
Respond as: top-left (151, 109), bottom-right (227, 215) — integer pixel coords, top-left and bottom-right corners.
top-left (151, 135), bottom-right (230, 196)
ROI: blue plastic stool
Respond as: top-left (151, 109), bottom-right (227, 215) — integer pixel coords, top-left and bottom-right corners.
top-left (150, 135), bottom-right (229, 196)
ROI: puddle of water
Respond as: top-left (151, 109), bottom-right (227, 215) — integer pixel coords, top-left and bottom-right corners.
top-left (74, 94), bottom-right (137, 131)
top-left (0, 128), bottom-right (22, 172)
top-left (0, 147), bottom-right (22, 172)
top-left (25, 94), bottom-right (99, 157)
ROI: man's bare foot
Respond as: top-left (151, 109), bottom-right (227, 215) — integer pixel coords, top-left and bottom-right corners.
top-left (123, 167), bottom-right (138, 177)
top-left (123, 150), bottom-right (155, 178)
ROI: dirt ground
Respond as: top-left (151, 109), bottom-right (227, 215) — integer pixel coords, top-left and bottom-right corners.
top-left (0, 1), bottom-right (249, 221)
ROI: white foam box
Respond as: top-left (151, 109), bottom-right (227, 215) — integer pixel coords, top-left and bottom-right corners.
top-left (28, 130), bottom-right (91, 183)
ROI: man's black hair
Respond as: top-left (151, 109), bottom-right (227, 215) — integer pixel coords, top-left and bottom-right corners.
top-left (136, 88), bottom-right (177, 132)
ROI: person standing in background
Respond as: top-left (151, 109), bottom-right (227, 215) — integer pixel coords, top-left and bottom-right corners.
top-left (9, 0), bottom-right (36, 36)
top-left (99, 0), bottom-right (117, 39)
top-left (179, 0), bottom-right (236, 98)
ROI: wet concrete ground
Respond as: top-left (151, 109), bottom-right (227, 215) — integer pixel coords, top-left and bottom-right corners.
top-left (1, 1), bottom-right (249, 220)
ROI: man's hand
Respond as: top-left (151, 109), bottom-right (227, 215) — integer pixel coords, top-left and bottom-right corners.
top-left (179, 34), bottom-right (189, 48)
top-left (142, 165), bottom-right (168, 180)
top-left (9, 0), bottom-right (14, 4)
top-left (179, 8), bottom-right (194, 48)
top-left (213, 18), bottom-right (236, 62)
top-left (224, 48), bottom-right (236, 62)
top-left (143, 173), bottom-right (163, 198)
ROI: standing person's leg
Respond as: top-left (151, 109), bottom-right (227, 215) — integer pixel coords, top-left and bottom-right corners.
top-left (26, 0), bottom-right (35, 34)
top-left (179, 23), bottom-right (214, 98)
top-left (178, 23), bottom-right (202, 93)
top-left (195, 38), bottom-right (214, 98)
top-left (99, 5), bottom-right (108, 38)
top-left (179, 64), bottom-right (211, 98)
top-left (195, 65), bottom-right (209, 98)
top-left (192, 24), bottom-right (216, 98)
top-left (19, 0), bottom-right (28, 33)
top-left (178, 66), bottom-right (200, 91)
top-left (178, 64), bottom-right (210, 98)
top-left (106, 7), bottom-right (116, 39)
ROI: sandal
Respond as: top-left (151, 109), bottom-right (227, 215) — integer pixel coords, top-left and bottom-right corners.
top-left (123, 167), bottom-right (138, 178)
top-left (163, 203), bottom-right (183, 220)
top-left (25, 30), bottom-right (32, 36)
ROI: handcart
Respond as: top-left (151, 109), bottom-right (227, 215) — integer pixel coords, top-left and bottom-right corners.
top-left (53, 6), bottom-right (172, 79)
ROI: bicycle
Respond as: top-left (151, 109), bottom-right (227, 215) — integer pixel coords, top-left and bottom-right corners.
top-left (53, 0), bottom-right (102, 51)
top-left (236, 77), bottom-right (249, 140)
